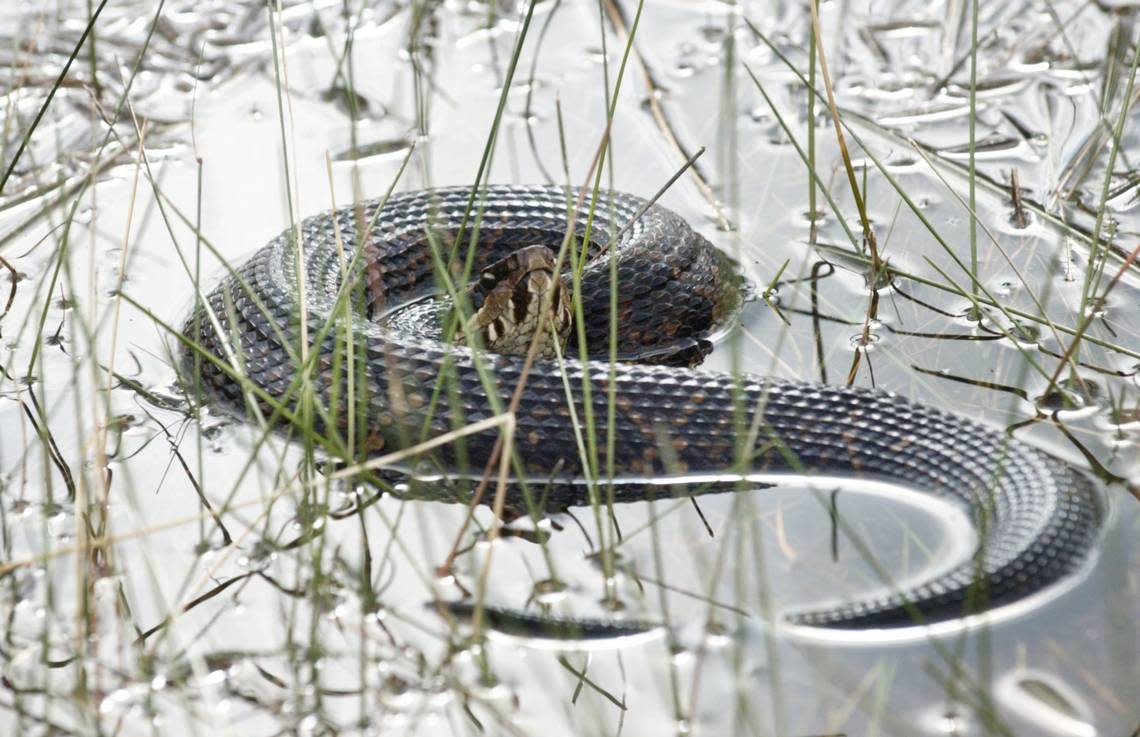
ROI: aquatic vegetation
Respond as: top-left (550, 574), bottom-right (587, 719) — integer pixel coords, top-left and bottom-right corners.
top-left (0, 0), bottom-right (1137, 735)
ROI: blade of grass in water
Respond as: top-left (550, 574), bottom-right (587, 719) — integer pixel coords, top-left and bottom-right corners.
top-left (967, 0), bottom-right (979, 304)
top-left (1076, 35), bottom-right (1140, 335)
top-left (745, 20), bottom-right (1140, 366)
top-left (0, 0), bottom-right (110, 196)
top-left (739, 24), bottom-right (1111, 730)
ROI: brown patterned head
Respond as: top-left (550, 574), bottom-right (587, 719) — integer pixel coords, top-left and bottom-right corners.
top-left (454, 245), bottom-right (571, 358)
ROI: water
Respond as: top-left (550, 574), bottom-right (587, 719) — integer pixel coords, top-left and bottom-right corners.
top-left (1, 0), bottom-right (1138, 735)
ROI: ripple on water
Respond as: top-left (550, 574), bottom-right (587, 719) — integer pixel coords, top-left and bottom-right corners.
top-left (995, 669), bottom-right (1096, 737)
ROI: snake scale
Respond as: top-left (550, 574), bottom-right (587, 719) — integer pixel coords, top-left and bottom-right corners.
top-left (186, 185), bottom-right (1101, 630)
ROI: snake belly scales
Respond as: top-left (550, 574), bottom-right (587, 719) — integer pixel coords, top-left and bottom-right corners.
top-left (186, 184), bottom-right (1101, 630)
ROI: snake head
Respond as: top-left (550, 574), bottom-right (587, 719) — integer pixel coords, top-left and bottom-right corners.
top-left (453, 244), bottom-right (572, 358)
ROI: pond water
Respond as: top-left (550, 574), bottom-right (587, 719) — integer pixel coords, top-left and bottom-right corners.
top-left (1, 0), bottom-right (1138, 735)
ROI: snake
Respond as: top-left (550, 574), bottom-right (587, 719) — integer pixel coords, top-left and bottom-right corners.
top-left (185, 184), bottom-right (1102, 630)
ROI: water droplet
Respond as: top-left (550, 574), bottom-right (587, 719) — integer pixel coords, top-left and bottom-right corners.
top-left (590, 600), bottom-right (623, 621)
top-left (640, 90), bottom-right (668, 110)
top-left (584, 46), bottom-right (609, 63)
top-left (848, 331), bottom-right (881, 352)
top-left (992, 278), bottom-right (1016, 298)
top-left (673, 60), bottom-right (697, 78)
top-left (671, 647), bottom-right (696, 668)
top-left (1007, 321), bottom-right (1041, 346)
top-left (202, 666), bottom-right (230, 687)
top-left (99, 686), bottom-right (138, 715)
top-left (885, 154), bottom-right (918, 171)
top-left (960, 305), bottom-right (984, 323)
top-left (862, 262), bottom-right (892, 291)
top-left (698, 25), bottom-right (725, 43)
top-left (1082, 297), bottom-right (1108, 320)
top-left (938, 710), bottom-right (967, 734)
top-left (585, 550), bottom-right (624, 570)
top-left (1036, 377), bottom-right (1101, 413)
top-left (703, 620), bottom-right (733, 648)
top-left (238, 540), bottom-right (276, 570)
top-left (1007, 207), bottom-right (1035, 230)
top-left (1105, 405), bottom-right (1140, 429)
top-left (331, 136), bottom-right (414, 163)
top-left (747, 105), bottom-right (772, 123)
top-left (792, 209), bottom-right (826, 228)
top-left (533, 578), bottom-right (567, 604)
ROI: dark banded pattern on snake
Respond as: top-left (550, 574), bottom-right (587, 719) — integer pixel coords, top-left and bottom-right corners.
top-left (185, 185), bottom-right (1101, 629)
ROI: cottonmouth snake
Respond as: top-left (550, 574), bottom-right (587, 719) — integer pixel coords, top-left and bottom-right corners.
top-left (186, 184), bottom-right (1101, 629)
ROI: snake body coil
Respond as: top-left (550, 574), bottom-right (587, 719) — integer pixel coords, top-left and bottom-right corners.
top-left (187, 185), bottom-right (1101, 629)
